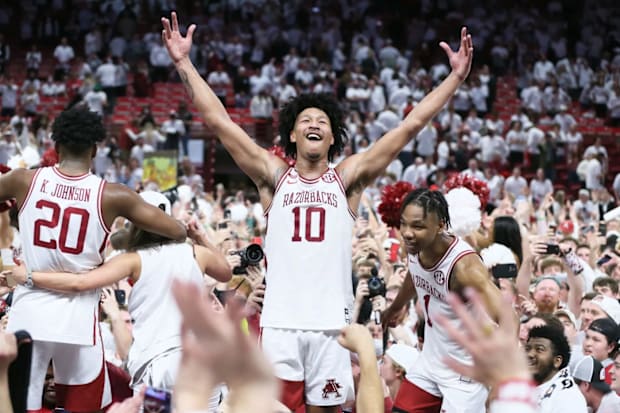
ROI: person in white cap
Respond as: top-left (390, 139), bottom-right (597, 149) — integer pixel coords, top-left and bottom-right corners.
top-left (5, 191), bottom-right (232, 408)
top-left (381, 343), bottom-right (419, 401)
top-left (581, 294), bottom-right (620, 331)
top-left (573, 355), bottom-right (620, 412)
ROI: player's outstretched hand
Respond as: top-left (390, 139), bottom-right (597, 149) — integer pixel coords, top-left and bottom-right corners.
top-left (435, 288), bottom-right (530, 387)
top-left (161, 12), bottom-right (196, 64)
top-left (439, 27), bottom-right (473, 81)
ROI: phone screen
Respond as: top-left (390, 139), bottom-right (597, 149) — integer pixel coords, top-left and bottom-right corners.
top-left (143, 387), bottom-right (171, 413)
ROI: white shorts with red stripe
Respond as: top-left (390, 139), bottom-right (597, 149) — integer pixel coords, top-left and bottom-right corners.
top-left (27, 327), bottom-right (111, 412)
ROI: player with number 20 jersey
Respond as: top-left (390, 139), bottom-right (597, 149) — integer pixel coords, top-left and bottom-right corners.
top-left (11, 166), bottom-right (109, 345)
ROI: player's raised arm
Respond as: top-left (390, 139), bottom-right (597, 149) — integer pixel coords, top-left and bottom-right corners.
top-left (161, 12), bottom-right (282, 187)
top-left (340, 27), bottom-right (473, 187)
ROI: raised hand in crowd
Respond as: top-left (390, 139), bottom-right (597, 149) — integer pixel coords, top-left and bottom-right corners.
top-left (337, 324), bottom-right (383, 413)
top-left (517, 294), bottom-right (538, 318)
top-left (171, 279), bottom-right (278, 413)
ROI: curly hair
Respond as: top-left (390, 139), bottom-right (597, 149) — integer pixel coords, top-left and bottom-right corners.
top-left (51, 106), bottom-right (106, 155)
top-left (278, 93), bottom-right (348, 162)
top-left (528, 325), bottom-right (571, 369)
top-left (400, 188), bottom-right (451, 229)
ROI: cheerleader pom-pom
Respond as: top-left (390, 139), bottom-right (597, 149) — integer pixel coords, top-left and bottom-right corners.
top-left (445, 187), bottom-right (481, 237)
top-left (268, 145), bottom-right (295, 166)
top-left (7, 146), bottom-right (41, 170)
top-left (378, 181), bottom-right (415, 228)
top-left (443, 173), bottom-right (490, 211)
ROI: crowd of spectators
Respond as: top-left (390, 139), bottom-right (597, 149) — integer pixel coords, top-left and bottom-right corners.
top-left (1, 0), bottom-right (620, 412)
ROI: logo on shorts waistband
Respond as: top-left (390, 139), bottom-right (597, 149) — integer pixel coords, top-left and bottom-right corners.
top-left (322, 379), bottom-right (342, 399)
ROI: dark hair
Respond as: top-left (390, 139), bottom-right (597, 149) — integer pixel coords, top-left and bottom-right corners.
top-left (528, 325), bottom-right (571, 369)
top-left (493, 216), bottom-right (523, 264)
top-left (278, 93), bottom-right (348, 162)
top-left (593, 276), bottom-right (620, 295)
top-left (125, 224), bottom-right (174, 252)
top-left (400, 188), bottom-right (451, 228)
top-left (51, 106), bottom-right (106, 155)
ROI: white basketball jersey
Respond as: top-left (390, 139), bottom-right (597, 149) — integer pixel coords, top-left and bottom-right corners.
top-left (261, 167), bottom-right (355, 330)
top-left (407, 236), bottom-right (476, 367)
top-left (127, 243), bottom-right (204, 378)
top-left (8, 166), bottom-right (110, 345)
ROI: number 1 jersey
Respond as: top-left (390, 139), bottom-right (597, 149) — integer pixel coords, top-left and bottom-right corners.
top-left (407, 236), bottom-right (477, 370)
top-left (261, 167), bottom-right (355, 330)
top-left (8, 166), bottom-right (110, 345)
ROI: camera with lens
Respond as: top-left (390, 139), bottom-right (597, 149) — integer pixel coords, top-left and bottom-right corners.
top-left (232, 243), bottom-right (264, 275)
top-left (367, 268), bottom-right (386, 298)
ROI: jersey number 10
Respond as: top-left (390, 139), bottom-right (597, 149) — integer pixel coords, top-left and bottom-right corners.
top-left (291, 206), bottom-right (325, 242)
top-left (33, 200), bottom-right (90, 254)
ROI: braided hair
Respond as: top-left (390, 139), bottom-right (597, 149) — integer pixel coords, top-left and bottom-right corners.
top-left (400, 188), bottom-right (451, 228)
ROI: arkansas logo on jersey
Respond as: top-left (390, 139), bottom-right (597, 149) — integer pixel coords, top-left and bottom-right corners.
top-left (433, 270), bottom-right (445, 285)
top-left (286, 169), bottom-right (298, 184)
top-left (322, 379), bottom-right (342, 399)
top-left (321, 171), bottom-right (337, 183)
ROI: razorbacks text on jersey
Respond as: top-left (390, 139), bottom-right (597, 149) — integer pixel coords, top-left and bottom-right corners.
top-left (8, 166), bottom-right (110, 345)
top-left (261, 167), bottom-right (355, 330)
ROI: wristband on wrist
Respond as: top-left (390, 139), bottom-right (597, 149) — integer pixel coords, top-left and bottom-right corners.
top-left (24, 266), bottom-right (34, 288)
top-left (495, 378), bottom-right (537, 406)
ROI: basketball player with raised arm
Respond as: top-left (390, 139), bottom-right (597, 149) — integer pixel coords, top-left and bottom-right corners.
top-left (161, 12), bottom-right (474, 412)
top-left (382, 189), bottom-right (503, 412)
top-left (0, 107), bottom-right (186, 413)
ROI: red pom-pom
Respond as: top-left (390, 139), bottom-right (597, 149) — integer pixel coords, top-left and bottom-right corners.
top-left (268, 145), bottom-right (295, 167)
top-left (0, 164), bottom-right (10, 174)
top-left (40, 148), bottom-right (59, 167)
top-left (443, 173), bottom-right (490, 210)
top-left (378, 181), bottom-right (415, 228)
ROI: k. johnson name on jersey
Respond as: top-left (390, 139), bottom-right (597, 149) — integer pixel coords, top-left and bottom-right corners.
top-left (41, 180), bottom-right (92, 202)
top-left (282, 190), bottom-right (338, 208)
